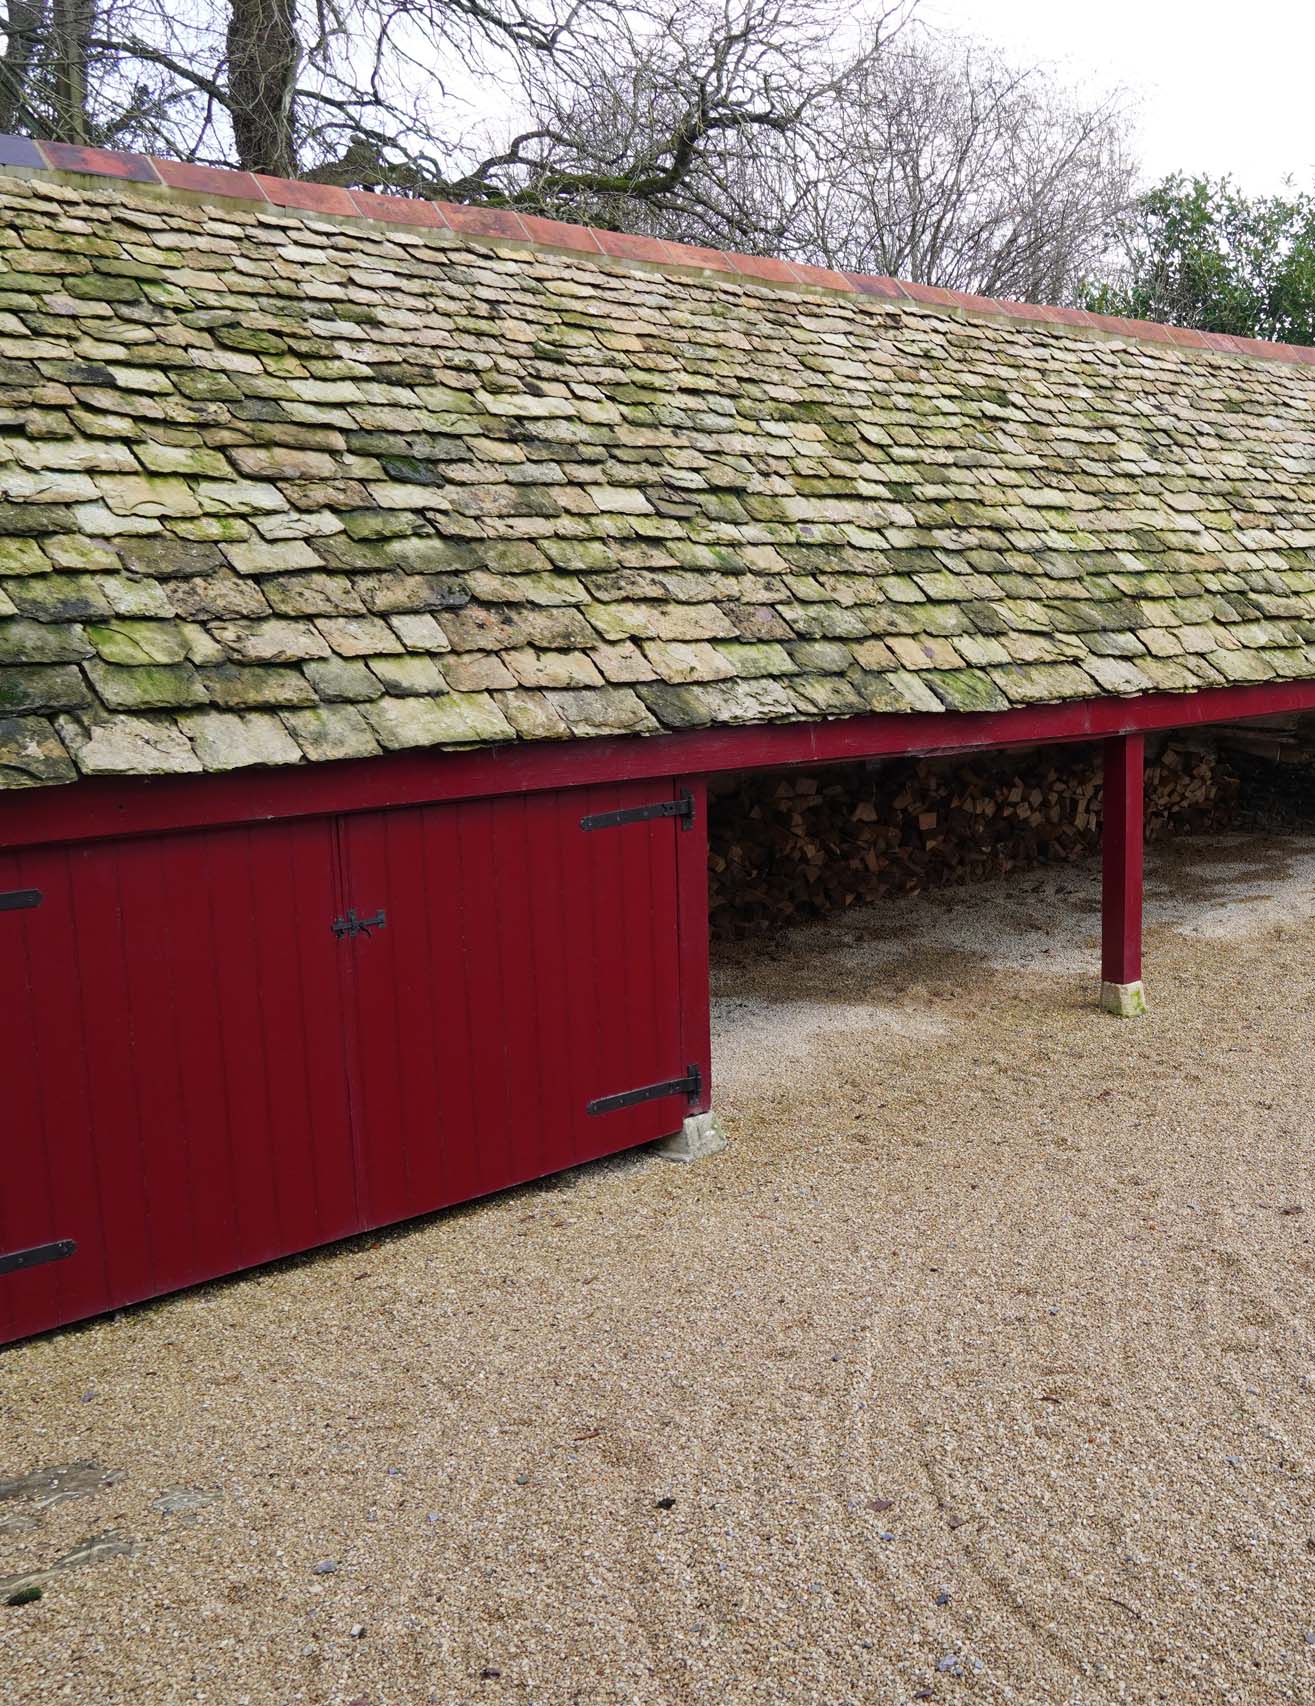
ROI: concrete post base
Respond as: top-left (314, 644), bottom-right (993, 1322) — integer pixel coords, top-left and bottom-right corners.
top-left (1100, 979), bottom-right (1147, 1017)
top-left (653, 1110), bottom-right (728, 1162)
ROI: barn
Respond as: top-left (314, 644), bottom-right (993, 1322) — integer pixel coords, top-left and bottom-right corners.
top-left (5, 137), bottom-right (1315, 1346)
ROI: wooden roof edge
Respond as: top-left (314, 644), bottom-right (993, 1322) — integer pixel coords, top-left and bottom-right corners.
top-left (4, 133), bottom-right (1313, 371)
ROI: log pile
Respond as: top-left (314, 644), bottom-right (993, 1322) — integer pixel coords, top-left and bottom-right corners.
top-left (1213, 717), bottom-right (1315, 826)
top-left (708, 741), bottom-right (1236, 937)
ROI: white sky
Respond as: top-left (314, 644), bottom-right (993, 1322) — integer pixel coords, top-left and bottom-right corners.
top-left (924, 0), bottom-right (1315, 194)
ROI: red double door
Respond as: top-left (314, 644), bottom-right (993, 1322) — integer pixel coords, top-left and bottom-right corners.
top-left (0, 778), bottom-right (704, 1344)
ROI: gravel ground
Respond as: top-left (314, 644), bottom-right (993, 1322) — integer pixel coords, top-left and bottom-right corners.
top-left (5, 833), bottom-right (1315, 1705)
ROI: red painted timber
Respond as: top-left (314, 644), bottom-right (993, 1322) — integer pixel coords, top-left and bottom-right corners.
top-left (332, 778), bottom-right (688, 1222)
top-left (0, 818), bottom-right (360, 1343)
top-left (1102, 734), bottom-right (1145, 986)
top-left (676, 777), bottom-right (713, 1115)
top-left (4, 680), bottom-right (1315, 854)
top-left (1, 777), bottom-right (692, 1343)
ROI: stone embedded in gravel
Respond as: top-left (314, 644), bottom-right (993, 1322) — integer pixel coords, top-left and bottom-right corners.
top-left (350, 1623), bottom-right (366, 1638)
top-left (935, 1591), bottom-right (953, 1605)
top-left (655, 1497), bottom-right (677, 1510)
top-left (150, 1489), bottom-right (221, 1516)
top-left (312, 1560), bottom-right (338, 1575)
top-left (937, 1654), bottom-right (963, 1674)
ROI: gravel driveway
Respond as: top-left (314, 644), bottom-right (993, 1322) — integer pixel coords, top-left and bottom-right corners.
top-left (4, 833), bottom-right (1315, 1705)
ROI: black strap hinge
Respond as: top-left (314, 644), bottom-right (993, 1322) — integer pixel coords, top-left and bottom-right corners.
top-left (587, 1064), bottom-right (702, 1116)
top-left (581, 789), bottom-right (695, 832)
top-left (332, 908), bottom-right (386, 940)
top-left (0, 1239), bottom-right (75, 1277)
top-left (0, 888), bottom-right (42, 913)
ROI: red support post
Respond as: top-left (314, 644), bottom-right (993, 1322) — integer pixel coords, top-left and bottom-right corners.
top-left (656, 774), bottom-right (725, 1161)
top-left (675, 776), bottom-right (712, 1115)
top-left (1101, 733), bottom-right (1146, 1015)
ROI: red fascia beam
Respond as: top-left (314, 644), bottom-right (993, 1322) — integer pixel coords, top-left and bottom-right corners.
top-left (1101, 734), bottom-right (1144, 988)
top-left (2, 676), bottom-right (1313, 852)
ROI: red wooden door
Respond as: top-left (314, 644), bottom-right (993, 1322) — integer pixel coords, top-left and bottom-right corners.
top-left (0, 819), bottom-right (359, 1345)
top-left (1, 776), bottom-right (694, 1344)
top-left (337, 778), bottom-right (689, 1228)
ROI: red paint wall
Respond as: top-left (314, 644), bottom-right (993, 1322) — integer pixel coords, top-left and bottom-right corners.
top-left (0, 777), bottom-right (700, 1343)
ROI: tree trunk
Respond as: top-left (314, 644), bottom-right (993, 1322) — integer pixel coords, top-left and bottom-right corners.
top-left (0, 0), bottom-right (45, 133)
top-left (49, 0), bottom-right (92, 142)
top-left (226, 0), bottom-right (299, 177)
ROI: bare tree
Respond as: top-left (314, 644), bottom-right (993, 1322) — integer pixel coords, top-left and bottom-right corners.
top-left (0, 0), bottom-right (914, 233)
top-left (756, 27), bottom-right (1136, 301)
top-left (0, 1), bottom-right (1135, 294)
top-left (0, 0), bottom-right (42, 131)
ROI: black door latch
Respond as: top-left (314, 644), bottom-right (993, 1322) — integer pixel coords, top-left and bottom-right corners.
top-left (332, 908), bottom-right (386, 940)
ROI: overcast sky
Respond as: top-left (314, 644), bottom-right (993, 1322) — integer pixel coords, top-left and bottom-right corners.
top-left (924, 0), bottom-right (1313, 194)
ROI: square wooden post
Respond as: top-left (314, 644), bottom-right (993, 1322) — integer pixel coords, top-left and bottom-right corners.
top-left (654, 775), bottom-right (726, 1161)
top-left (1101, 733), bottom-right (1146, 1015)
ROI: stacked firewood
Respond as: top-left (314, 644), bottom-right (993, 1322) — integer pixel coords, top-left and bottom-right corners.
top-left (708, 741), bottom-right (1235, 936)
top-left (1212, 718), bottom-right (1315, 826)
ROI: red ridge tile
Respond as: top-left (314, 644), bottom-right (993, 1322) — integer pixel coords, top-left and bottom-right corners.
top-left (1241, 336), bottom-right (1289, 359)
top-left (846, 274), bottom-right (908, 300)
top-left (941, 288), bottom-right (1002, 315)
top-left (725, 251), bottom-right (798, 284)
top-left (1043, 305), bottom-right (1097, 328)
top-left (347, 188), bottom-right (446, 227)
top-left (900, 280), bottom-right (961, 307)
top-left (784, 260), bottom-right (856, 293)
top-left (592, 229), bottom-right (678, 264)
top-left (38, 141), bottom-right (159, 183)
top-left (1164, 325), bottom-right (1214, 349)
top-left (434, 202), bottom-right (531, 241)
top-left (1129, 318), bottom-right (1176, 343)
top-left (253, 174), bottom-right (356, 215)
top-left (516, 214), bottom-right (602, 253)
top-left (662, 241), bottom-right (736, 275)
top-left (152, 159), bottom-right (265, 201)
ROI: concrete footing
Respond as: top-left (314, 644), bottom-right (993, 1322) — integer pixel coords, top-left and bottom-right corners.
top-left (653, 1110), bottom-right (728, 1162)
top-left (1100, 979), bottom-right (1147, 1017)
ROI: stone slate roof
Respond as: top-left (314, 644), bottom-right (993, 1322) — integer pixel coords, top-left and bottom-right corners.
top-left (5, 145), bottom-right (1315, 787)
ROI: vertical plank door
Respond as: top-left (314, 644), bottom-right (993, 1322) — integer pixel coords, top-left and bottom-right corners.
top-left (0, 818), bottom-right (359, 1344)
top-left (337, 778), bottom-right (690, 1228)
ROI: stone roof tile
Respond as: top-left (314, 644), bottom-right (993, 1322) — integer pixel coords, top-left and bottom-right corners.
top-left (4, 156), bottom-right (1315, 783)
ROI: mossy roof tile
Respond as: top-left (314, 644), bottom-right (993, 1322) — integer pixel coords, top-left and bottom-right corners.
top-left (4, 157), bottom-right (1315, 783)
